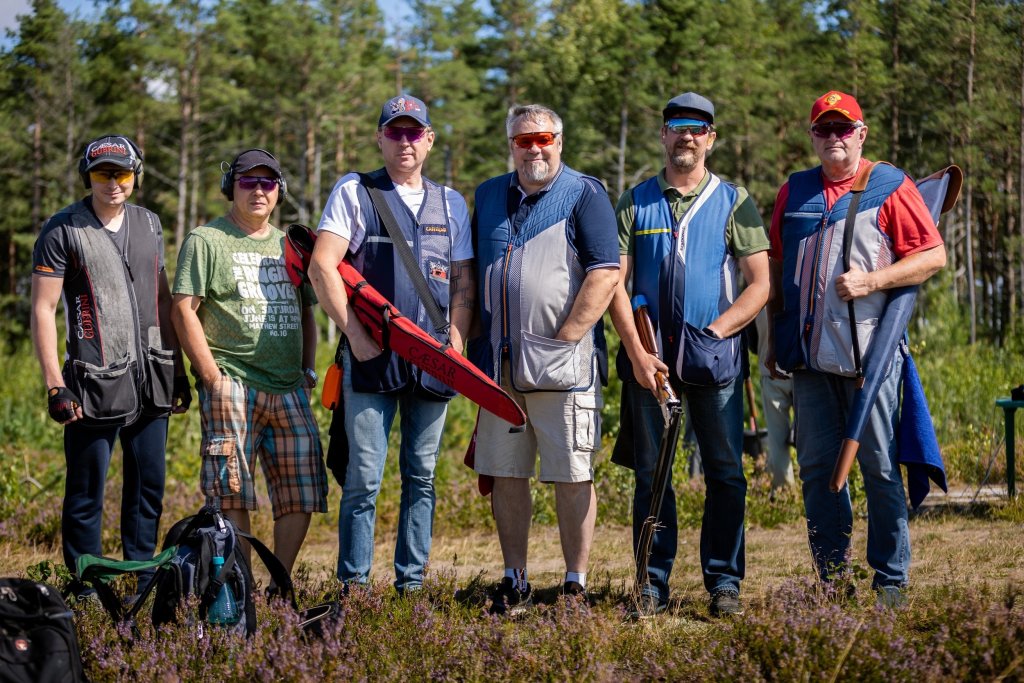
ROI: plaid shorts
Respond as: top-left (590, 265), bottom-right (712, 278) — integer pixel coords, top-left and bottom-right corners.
top-left (198, 375), bottom-right (327, 517)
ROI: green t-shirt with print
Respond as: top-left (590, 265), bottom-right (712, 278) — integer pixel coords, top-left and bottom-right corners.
top-left (173, 216), bottom-right (316, 394)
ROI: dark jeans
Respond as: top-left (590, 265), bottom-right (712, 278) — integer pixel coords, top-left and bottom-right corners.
top-left (62, 415), bottom-right (167, 584)
top-left (619, 377), bottom-right (746, 602)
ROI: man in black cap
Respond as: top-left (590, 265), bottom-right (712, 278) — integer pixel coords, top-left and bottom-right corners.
top-left (31, 134), bottom-right (191, 590)
top-left (172, 148), bottom-right (327, 574)
top-left (609, 92), bottom-right (770, 617)
top-left (308, 95), bottom-right (474, 593)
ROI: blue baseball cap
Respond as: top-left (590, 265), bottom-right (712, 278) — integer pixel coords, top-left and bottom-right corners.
top-left (663, 92), bottom-right (715, 124)
top-left (378, 94), bottom-right (431, 128)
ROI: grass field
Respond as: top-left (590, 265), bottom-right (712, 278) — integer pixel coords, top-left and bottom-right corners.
top-left (1, 326), bottom-right (1022, 680)
top-left (3, 465), bottom-right (1023, 681)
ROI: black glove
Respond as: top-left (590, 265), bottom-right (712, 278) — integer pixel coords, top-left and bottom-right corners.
top-left (173, 375), bottom-right (192, 411)
top-left (47, 386), bottom-right (81, 423)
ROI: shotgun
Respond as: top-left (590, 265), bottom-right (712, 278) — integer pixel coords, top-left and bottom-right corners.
top-left (632, 295), bottom-right (684, 592)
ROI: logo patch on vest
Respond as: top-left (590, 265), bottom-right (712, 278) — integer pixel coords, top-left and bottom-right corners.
top-left (428, 261), bottom-right (449, 281)
top-left (423, 225), bottom-right (448, 235)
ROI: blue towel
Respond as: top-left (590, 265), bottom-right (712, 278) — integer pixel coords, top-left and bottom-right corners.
top-left (897, 348), bottom-right (948, 508)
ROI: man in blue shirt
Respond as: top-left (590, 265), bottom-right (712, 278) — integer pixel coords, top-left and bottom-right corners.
top-left (471, 104), bottom-right (620, 613)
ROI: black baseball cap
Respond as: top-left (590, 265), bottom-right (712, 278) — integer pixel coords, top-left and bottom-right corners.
top-left (82, 135), bottom-right (140, 171)
top-left (231, 149), bottom-right (283, 178)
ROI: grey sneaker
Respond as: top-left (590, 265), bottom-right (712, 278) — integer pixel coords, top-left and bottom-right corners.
top-left (709, 588), bottom-right (744, 617)
top-left (875, 585), bottom-right (907, 609)
top-left (489, 577), bottom-right (533, 616)
top-left (628, 593), bottom-right (668, 620)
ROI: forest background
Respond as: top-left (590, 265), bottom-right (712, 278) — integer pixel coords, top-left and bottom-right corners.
top-left (1, 0), bottom-right (1021, 512)
top-left (0, 1), bottom-right (1023, 680)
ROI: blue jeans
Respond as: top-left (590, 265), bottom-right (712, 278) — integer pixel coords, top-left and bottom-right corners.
top-left (792, 349), bottom-right (910, 588)
top-left (337, 351), bottom-right (448, 591)
top-left (62, 416), bottom-right (167, 580)
top-left (622, 377), bottom-right (746, 602)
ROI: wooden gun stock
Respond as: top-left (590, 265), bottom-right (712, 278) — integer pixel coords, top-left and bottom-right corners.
top-left (633, 302), bottom-right (677, 407)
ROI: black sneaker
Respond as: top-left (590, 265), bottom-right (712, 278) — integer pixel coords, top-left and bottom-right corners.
top-left (489, 577), bottom-right (533, 616)
top-left (561, 581), bottom-right (586, 599)
top-left (709, 588), bottom-right (743, 617)
top-left (627, 593), bottom-right (668, 620)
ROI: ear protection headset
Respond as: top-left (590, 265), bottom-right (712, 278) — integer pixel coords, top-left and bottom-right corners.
top-left (219, 148), bottom-right (287, 201)
top-left (78, 134), bottom-right (145, 189)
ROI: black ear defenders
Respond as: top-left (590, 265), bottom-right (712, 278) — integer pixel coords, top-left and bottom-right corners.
top-left (78, 134), bottom-right (144, 189)
top-left (219, 148), bottom-right (287, 201)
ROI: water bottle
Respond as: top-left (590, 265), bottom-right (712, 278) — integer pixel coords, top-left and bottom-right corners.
top-left (207, 556), bottom-right (240, 626)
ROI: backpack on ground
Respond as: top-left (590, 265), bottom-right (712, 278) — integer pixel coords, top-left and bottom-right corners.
top-left (77, 505), bottom-right (296, 638)
top-left (0, 578), bottom-right (86, 683)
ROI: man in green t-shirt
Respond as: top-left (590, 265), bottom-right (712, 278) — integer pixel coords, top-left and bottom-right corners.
top-left (608, 93), bottom-right (770, 619)
top-left (171, 149), bottom-right (327, 574)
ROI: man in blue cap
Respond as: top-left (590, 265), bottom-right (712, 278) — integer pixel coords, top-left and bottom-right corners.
top-left (309, 94), bottom-right (474, 594)
top-left (610, 92), bottom-right (770, 618)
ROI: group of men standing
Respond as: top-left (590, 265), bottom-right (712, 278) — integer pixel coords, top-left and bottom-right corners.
top-left (31, 87), bottom-right (945, 616)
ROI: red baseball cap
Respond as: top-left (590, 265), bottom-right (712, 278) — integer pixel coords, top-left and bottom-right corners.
top-left (810, 91), bottom-right (864, 123)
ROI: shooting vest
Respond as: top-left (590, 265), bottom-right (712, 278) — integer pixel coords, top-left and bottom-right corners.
top-left (345, 168), bottom-right (455, 398)
top-left (473, 166), bottom-right (602, 392)
top-left (42, 199), bottom-right (173, 425)
top-left (774, 162), bottom-right (905, 375)
top-left (623, 172), bottom-right (741, 383)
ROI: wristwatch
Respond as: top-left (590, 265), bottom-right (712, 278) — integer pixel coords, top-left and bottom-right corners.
top-left (702, 326), bottom-right (721, 339)
top-left (304, 367), bottom-right (318, 386)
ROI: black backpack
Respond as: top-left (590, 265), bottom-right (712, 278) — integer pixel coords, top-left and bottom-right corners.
top-left (0, 578), bottom-right (85, 683)
top-left (78, 505), bottom-right (296, 638)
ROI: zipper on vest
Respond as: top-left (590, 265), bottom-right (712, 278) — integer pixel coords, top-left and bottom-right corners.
top-left (802, 215), bottom-right (829, 347)
top-left (500, 242), bottom-right (514, 355)
top-left (120, 213), bottom-right (146, 383)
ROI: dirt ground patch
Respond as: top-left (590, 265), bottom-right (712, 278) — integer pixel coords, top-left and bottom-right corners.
top-left (4, 510), bottom-right (1021, 601)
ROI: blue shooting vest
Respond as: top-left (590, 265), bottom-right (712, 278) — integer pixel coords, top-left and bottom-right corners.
top-left (775, 163), bottom-right (905, 375)
top-left (346, 168), bottom-right (455, 398)
top-left (473, 166), bottom-right (602, 392)
top-left (625, 173), bottom-right (740, 383)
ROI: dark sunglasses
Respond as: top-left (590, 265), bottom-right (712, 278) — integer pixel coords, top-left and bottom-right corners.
top-left (510, 132), bottom-right (560, 149)
top-left (382, 126), bottom-right (428, 142)
top-left (237, 176), bottom-right (280, 192)
top-left (810, 122), bottom-right (863, 139)
top-left (665, 119), bottom-right (713, 137)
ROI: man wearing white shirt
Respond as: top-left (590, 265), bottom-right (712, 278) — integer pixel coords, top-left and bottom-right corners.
top-left (309, 94), bottom-right (474, 593)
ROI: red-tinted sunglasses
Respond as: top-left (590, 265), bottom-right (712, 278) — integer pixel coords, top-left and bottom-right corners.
top-left (810, 122), bottom-right (864, 139)
top-left (382, 125), bottom-right (428, 143)
top-left (237, 176), bottom-right (280, 192)
top-left (510, 132), bottom-right (560, 149)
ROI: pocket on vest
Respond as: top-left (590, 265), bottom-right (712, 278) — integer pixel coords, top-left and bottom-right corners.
top-left (514, 330), bottom-right (580, 391)
top-left (675, 323), bottom-right (742, 387)
top-left (816, 315), bottom-right (879, 377)
top-left (142, 346), bottom-right (175, 413)
top-left (66, 355), bottom-right (139, 423)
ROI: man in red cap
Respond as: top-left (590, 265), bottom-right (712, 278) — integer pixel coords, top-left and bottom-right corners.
top-left (766, 91), bottom-right (946, 607)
